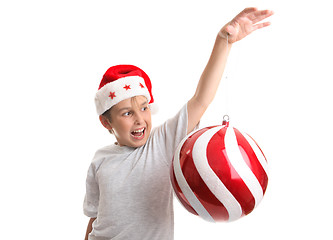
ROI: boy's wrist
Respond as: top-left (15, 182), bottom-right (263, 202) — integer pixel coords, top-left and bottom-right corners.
top-left (218, 30), bottom-right (229, 40)
top-left (216, 31), bottom-right (232, 48)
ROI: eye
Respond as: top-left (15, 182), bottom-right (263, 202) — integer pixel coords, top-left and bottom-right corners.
top-left (123, 111), bottom-right (132, 116)
top-left (141, 106), bottom-right (148, 111)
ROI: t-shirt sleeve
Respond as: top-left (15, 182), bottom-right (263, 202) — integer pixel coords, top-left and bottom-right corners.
top-left (83, 163), bottom-right (99, 218)
top-left (151, 103), bottom-right (199, 166)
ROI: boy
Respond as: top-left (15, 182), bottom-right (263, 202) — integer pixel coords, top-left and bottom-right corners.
top-left (84, 8), bottom-right (273, 240)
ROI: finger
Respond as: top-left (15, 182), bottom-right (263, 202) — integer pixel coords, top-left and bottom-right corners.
top-left (250, 10), bottom-right (274, 24)
top-left (242, 7), bottom-right (258, 14)
top-left (253, 21), bottom-right (271, 31)
top-left (235, 7), bottom-right (258, 19)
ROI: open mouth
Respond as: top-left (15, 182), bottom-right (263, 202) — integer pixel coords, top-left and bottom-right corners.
top-left (131, 127), bottom-right (145, 139)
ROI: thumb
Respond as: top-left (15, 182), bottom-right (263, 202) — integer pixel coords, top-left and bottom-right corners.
top-left (219, 24), bottom-right (238, 43)
top-left (218, 23), bottom-right (231, 39)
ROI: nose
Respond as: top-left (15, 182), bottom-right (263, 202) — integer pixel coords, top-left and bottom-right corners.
top-left (134, 111), bottom-right (144, 125)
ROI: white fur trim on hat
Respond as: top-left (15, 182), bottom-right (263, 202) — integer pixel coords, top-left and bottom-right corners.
top-left (148, 102), bottom-right (159, 114)
top-left (95, 76), bottom-right (151, 115)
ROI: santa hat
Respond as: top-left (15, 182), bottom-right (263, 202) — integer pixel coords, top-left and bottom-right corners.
top-left (95, 65), bottom-right (156, 115)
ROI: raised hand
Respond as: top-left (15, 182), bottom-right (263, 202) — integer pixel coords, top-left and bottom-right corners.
top-left (219, 7), bottom-right (274, 43)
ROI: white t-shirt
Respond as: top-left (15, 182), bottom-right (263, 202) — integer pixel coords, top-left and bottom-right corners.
top-left (84, 104), bottom-right (190, 240)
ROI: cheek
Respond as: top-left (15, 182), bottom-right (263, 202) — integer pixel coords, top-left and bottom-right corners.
top-left (147, 113), bottom-right (151, 125)
top-left (111, 126), bottom-right (126, 139)
top-left (144, 111), bottom-right (152, 122)
top-left (112, 119), bottom-right (132, 134)
top-left (146, 119), bottom-right (152, 132)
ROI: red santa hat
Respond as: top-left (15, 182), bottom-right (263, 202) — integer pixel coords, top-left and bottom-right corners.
top-left (95, 65), bottom-right (155, 115)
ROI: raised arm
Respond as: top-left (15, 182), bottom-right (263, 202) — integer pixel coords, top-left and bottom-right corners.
top-left (187, 8), bottom-right (273, 134)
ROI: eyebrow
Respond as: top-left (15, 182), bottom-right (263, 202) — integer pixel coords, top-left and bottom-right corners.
top-left (140, 101), bottom-right (148, 106)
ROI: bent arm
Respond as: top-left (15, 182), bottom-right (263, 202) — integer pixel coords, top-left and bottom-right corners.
top-left (85, 217), bottom-right (96, 240)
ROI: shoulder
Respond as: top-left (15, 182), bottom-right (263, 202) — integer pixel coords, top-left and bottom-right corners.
top-left (92, 145), bottom-right (114, 162)
top-left (147, 104), bottom-right (189, 146)
top-left (90, 144), bottom-right (132, 170)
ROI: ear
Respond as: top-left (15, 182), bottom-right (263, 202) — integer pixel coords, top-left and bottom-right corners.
top-left (99, 115), bottom-right (113, 130)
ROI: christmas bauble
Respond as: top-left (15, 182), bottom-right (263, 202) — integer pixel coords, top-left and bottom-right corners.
top-left (171, 120), bottom-right (268, 222)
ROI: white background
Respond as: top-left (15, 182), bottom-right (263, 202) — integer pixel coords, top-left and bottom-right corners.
top-left (1, 0), bottom-right (332, 239)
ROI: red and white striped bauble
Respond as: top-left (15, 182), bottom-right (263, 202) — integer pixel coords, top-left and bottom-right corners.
top-left (171, 120), bottom-right (268, 222)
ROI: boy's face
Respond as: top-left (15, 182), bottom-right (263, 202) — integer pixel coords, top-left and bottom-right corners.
top-left (105, 96), bottom-right (152, 148)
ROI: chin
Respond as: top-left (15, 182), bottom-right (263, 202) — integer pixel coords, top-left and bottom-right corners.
top-left (133, 138), bottom-right (149, 148)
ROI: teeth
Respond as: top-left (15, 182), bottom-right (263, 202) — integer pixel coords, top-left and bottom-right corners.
top-left (132, 128), bottom-right (145, 133)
